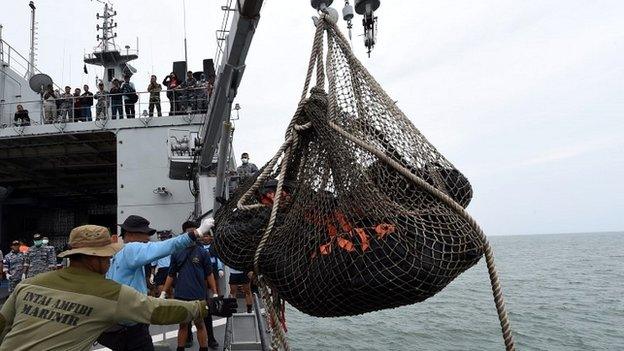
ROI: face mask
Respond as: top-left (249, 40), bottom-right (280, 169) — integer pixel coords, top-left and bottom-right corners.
top-left (241, 158), bottom-right (249, 164)
top-left (42, 239), bottom-right (49, 245)
top-left (34, 240), bottom-right (43, 247)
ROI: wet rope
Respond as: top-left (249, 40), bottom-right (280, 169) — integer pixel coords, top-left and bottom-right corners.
top-left (238, 15), bottom-right (516, 351)
top-left (320, 17), bottom-right (515, 350)
top-left (235, 15), bottom-right (329, 351)
top-left (327, 120), bottom-right (515, 351)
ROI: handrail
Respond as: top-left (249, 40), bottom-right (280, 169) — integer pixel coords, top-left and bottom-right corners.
top-left (84, 47), bottom-right (140, 60)
top-left (253, 293), bottom-right (270, 351)
top-left (0, 88), bottom-right (212, 127)
top-left (0, 38), bottom-right (61, 89)
top-left (0, 86), bottom-right (212, 107)
top-left (1, 39), bottom-right (36, 74)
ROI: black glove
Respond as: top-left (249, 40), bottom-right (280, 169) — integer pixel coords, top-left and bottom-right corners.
top-left (207, 296), bottom-right (238, 317)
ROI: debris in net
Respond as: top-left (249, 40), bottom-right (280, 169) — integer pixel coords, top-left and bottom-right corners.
top-left (215, 17), bottom-right (485, 317)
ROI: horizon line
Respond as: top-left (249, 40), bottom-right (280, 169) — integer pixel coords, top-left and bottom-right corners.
top-left (488, 230), bottom-right (623, 237)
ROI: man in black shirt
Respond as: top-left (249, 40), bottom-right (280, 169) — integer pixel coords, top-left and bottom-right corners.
top-left (109, 79), bottom-right (123, 120)
top-left (14, 105), bottom-right (30, 126)
top-left (162, 223), bottom-right (218, 351)
top-left (121, 74), bottom-right (137, 119)
top-left (81, 84), bottom-right (94, 121)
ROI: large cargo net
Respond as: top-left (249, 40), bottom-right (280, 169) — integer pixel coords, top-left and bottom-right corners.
top-left (214, 15), bottom-right (514, 351)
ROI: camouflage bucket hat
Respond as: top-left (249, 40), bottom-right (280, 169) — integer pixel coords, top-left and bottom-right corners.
top-left (58, 225), bottom-right (123, 258)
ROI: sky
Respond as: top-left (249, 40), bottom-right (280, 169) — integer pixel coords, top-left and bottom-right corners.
top-left (1, 0), bottom-right (623, 236)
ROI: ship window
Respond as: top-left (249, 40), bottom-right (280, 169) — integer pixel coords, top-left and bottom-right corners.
top-left (108, 69), bottom-right (115, 82)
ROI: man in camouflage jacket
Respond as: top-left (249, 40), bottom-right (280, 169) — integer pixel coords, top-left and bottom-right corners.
top-left (3, 240), bottom-right (25, 292)
top-left (24, 234), bottom-right (56, 278)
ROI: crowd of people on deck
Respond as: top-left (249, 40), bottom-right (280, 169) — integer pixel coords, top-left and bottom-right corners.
top-left (12, 71), bottom-right (214, 126)
top-left (0, 153), bottom-right (259, 351)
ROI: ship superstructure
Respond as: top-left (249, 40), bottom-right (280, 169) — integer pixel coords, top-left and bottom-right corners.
top-left (0, 2), bottom-right (213, 253)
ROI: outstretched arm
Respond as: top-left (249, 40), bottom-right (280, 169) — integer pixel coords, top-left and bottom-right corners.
top-left (115, 285), bottom-right (237, 325)
top-left (121, 218), bottom-right (215, 269)
top-left (115, 285), bottom-right (205, 325)
top-left (121, 234), bottom-right (193, 269)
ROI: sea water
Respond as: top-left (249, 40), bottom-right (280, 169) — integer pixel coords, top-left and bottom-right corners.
top-left (285, 232), bottom-right (624, 350)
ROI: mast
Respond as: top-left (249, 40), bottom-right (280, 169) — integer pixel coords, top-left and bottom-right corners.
top-left (97, 3), bottom-right (118, 53)
top-left (27, 1), bottom-right (37, 79)
top-left (183, 0), bottom-right (188, 65)
top-left (84, 2), bottom-right (138, 90)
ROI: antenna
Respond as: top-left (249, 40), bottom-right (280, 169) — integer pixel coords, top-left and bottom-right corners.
top-left (84, 1), bottom-right (138, 90)
top-left (183, 0), bottom-right (188, 66)
top-left (95, 2), bottom-right (118, 53)
top-left (28, 73), bottom-right (53, 94)
top-left (27, 1), bottom-right (37, 79)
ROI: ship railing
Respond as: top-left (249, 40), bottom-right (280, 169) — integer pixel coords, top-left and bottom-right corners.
top-left (0, 87), bottom-right (213, 128)
top-left (0, 38), bottom-right (55, 83)
top-left (84, 46), bottom-right (140, 60)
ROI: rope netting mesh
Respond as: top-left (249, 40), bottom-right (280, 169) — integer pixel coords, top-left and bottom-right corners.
top-left (214, 15), bottom-right (514, 351)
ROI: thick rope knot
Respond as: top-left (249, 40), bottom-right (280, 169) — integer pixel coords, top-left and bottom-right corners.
top-left (307, 87), bottom-right (329, 117)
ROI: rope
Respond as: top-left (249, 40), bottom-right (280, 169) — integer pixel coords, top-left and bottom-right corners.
top-left (321, 17), bottom-right (515, 350)
top-left (236, 136), bottom-right (293, 211)
top-left (251, 115), bottom-right (297, 351)
top-left (327, 120), bottom-right (515, 351)
top-left (257, 277), bottom-right (290, 351)
top-left (236, 14), bottom-right (330, 351)
top-left (237, 16), bottom-right (326, 212)
top-left (236, 15), bottom-right (516, 350)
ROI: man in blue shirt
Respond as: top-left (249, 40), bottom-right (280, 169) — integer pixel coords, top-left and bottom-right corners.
top-left (98, 214), bottom-right (214, 351)
top-left (150, 231), bottom-right (174, 297)
top-left (163, 234), bottom-right (217, 351)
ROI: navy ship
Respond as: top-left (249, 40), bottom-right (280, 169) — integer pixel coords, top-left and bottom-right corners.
top-left (0, 1), bottom-right (387, 350)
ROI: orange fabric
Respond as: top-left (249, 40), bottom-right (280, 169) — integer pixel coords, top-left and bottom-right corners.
top-left (327, 224), bottom-right (338, 237)
top-left (355, 228), bottom-right (370, 252)
top-left (261, 190), bottom-right (292, 207)
top-left (337, 237), bottom-right (355, 252)
top-left (334, 211), bottom-right (353, 233)
top-left (375, 223), bottom-right (396, 239)
top-left (319, 242), bottom-right (333, 255)
top-left (309, 209), bottom-right (396, 258)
